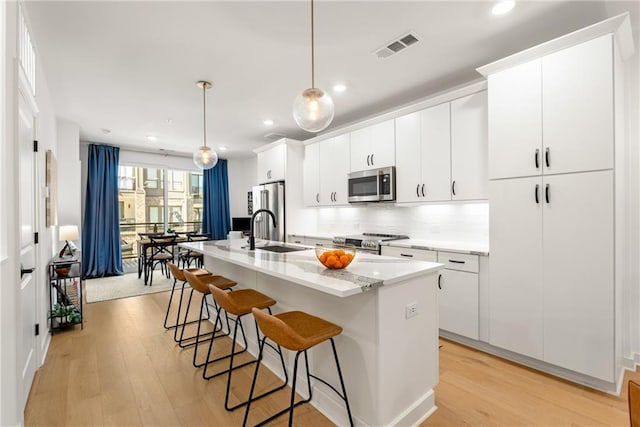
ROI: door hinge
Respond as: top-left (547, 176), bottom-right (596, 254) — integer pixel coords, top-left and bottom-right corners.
top-left (34, 232), bottom-right (39, 244)
top-left (35, 323), bottom-right (40, 336)
top-left (33, 140), bottom-right (38, 152)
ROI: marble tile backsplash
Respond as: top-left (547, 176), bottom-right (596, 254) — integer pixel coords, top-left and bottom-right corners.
top-left (310, 202), bottom-right (489, 244)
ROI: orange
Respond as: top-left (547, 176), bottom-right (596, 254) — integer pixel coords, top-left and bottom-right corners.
top-left (340, 255), bottom-right (350, 265)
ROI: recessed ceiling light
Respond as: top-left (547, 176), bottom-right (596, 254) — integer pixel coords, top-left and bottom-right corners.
top-left (333, 84), bottom-right (347, 93)
top-left (146, 135), bottom-right (157, 141)
top-left (219, 146), bottom-right (228, 151)
top-left (492, 1), bottom-right (515, 15)
top-left (166, 118), bottom-right (173, 124)
top-left (263, 119), bottom-right (274, 126)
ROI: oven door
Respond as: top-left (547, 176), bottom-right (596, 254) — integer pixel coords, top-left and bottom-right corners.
top-left (348, 171), bottom-right (380, 203)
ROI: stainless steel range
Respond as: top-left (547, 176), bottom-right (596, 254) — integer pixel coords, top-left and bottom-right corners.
top-left (332, 232), bottom-right (409, 254)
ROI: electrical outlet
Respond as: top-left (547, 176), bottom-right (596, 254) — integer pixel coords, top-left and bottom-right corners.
top-left (405, 302), bottom-right (418, 319)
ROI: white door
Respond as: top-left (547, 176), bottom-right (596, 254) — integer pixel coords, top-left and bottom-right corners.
top-left (421, 103), bottom-right (451, 202)
top-left (18, 90), bottom-right (38, 412)
top-left (451, 91), bottom-right (488, 200)
top-left (542, 170), bottom-right (614, 381)
top-left (542, 34), bottom-right (613, 175)
top-left (303, 143), bottom-right (320, 206)
top-left (488, 59), bottom-right (542, 180)
top-left (394, 111), bottom-right (422, 203)
top-left (489, 176), bottom-right (544, 359)
top-left (438, 269), bottom-right (479, 340)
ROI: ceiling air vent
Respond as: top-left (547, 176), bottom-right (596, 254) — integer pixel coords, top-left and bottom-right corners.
top-left (374, 32), bottom-right (420, 59)
top-left (264, 132), bottom-right (287, 140)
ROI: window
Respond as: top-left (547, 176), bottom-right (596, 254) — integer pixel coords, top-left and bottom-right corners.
top-left (168, 206), bottom-right (183, 225)
top-left (148, 206), bottom-right (163, 223)
top-left (119, 201), bottom-right (125, 220)
top-left (144, 168), bottom-right (163, 190)
top-left (118, 166), bottom-right (134, 190)
top-left (169, 170), bottom-right (184, 191)
top-left (191, 173), bottom-right (203, 197)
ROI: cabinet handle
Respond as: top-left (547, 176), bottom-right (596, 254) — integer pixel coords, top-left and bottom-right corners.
top-left (316, 193), bottom-right (319, 203)
top-left (438, 274), bottom-right (442, 290)
top-left (535, 184), bottom-right (540, 204)
top-left (545, 184), bottom-right (550, 204)
top-left (545, 147), bottom-right (550, 168)
top-left (535, 149), bottom-right (540, 169)
top-left (449, 259), bottom-right (465, 264)
top-left (21, 266), bottom-right (35, 278)
top-left (317, 243), bottom-right (324, 247)
top-left (371, 153), bottom-right (374, 165)
top-left (452, 180), bottom-right (457, 196)
top-left (400, 253), bottom-right (414, 258)
top-left (416, 184), bottom-right (420, 197)
top-left (366, 154), bottom-right (370, 166)
top-left (421, 184), bottom-right (425, 198)
top-left (294, 240), bottom-right (302, 244)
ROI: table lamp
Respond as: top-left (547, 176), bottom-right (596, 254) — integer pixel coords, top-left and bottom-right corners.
top-left (59, 225), bottom-right (79, 258)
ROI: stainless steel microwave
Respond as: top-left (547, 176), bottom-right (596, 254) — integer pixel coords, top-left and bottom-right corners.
top-left (347, 166), bottom-right (396, 203)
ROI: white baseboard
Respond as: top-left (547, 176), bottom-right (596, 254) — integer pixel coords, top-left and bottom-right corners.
top-left (39, 333), bottom-right (51, 366)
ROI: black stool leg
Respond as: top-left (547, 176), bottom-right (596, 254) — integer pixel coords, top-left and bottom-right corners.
top-left (163, 277), bottom-right (179, 329)
top-left (330, 338), bottom-right (354, 427)
top-left (202, 312), bottom-right (249, 380)
top-left (242, 336), bottom-right (268, 427)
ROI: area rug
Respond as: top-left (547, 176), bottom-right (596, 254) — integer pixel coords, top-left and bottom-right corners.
top-left (85, 272), bottom-right (174, 303)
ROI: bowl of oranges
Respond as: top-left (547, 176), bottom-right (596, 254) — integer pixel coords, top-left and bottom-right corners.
top-left (315, 245), bottom-right (356, 270)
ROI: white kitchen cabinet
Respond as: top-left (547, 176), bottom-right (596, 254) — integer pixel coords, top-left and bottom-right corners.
top-left (542, 34), bottom-right (614, 175)
top-left (319, 134), bottom-right (350, 205)
top-left (438, 269), bottom-right (479, 340)
top-left (542, 171), bottom-right (614, 381)
top-left (395, 103), bottom-right (451, 203)
top-left (451, 91), bottom-right (488, 200)
top-left (256, 143), bottom-right (285, 183)
top-left (489, 171), bottom-right (614, 381)
top-left (488, 59), bottom-right (542, 180)
top-left (489, 176), bottom-right (544, 360)
top-left (380, 245), bottom-right (437, 262)
top-left (489, 35), bottom-right (613, 180)
top-left (349, 119), bottom-right (395, 172)
top-left (287, 235), bottom-right (333, 247)
top-left (303, 143), bottom-right (320, 206)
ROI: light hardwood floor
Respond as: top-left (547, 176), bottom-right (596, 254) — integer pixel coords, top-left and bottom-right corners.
top-left (26, 288), bottom-right (638, 426)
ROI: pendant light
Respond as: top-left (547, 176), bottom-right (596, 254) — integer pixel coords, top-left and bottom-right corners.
top-left (193, 80), bottom-right (218, 170)
top-left (292, 0), bottom-right (334, 133)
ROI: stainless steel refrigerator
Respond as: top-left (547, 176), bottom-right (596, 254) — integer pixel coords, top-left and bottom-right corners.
top-left (251, 181), bottom-right (285, 242)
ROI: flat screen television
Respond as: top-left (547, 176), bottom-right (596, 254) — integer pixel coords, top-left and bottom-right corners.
top-left (231, 217), bottom-right (251, 232)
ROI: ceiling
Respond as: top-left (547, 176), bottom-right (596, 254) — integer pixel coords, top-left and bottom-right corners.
top-left (25, 1), bottom-right (638, 159)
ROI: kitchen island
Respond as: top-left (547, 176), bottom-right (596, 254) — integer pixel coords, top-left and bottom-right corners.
top-left (180, 239), bottom-right (443, 426)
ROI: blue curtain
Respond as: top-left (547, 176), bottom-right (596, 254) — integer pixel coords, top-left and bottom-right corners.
top-left (202, 159), bottom-right (231, 240)
top-left (82, 144), bottom-right (123, 278)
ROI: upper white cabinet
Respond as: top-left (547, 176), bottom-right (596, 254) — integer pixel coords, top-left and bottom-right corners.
top-left (395, 103), bottom-right (451, 203)
top-left (488, 34), bottom-right (613, 179)
top-left (542, 34), bottom-right (614, 175)
top-left (451, 91), bottom-right (488, 200)
top-left (303, 143), bottom-right (320, 206)
top-left (349, 119), bottom-right (395, 172)
top-left (318, 134), bottom-right (350, 205)
top-left (488, 59), bottom-right (542, 179)
top-left (256, 142), bottom-right (285, 183)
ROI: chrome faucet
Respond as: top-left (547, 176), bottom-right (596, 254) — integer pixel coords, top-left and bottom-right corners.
top-left (249, 209), bottom-right (277, 250)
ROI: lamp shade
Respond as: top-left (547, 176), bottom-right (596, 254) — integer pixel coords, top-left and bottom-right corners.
top-left (193, 145), bottom-right (218, 170)
top-left (293, 88), bottom-right (335, 133)
top-left (59, 225), bottom-right (79, 241)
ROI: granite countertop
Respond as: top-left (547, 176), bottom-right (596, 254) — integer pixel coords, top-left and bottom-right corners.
top-left (180, 239), bottom-right (443, 298)
top-left (381, 239), bottom-right (490, 256)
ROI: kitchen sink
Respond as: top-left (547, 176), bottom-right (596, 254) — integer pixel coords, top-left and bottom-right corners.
top-left (257, 245), bottom-right (310, 253)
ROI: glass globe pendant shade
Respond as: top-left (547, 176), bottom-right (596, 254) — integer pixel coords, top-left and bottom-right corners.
top-left (193, 145), bottom-right (218, 170)
top-left (293, 88), bottom-right (335, 133)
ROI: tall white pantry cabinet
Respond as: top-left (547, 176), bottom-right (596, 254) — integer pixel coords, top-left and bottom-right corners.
top-left (482, 24), bottom-right (632, 387)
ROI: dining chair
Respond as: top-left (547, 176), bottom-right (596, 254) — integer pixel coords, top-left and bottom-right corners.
top-left (145, 235), bottom-right (177, 286)
top-left (180, 233), bottom-right (210, 268)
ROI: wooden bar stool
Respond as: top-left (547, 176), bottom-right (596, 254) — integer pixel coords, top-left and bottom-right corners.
top-left (180, 270), bottom-right (237, 369)
top-left (206, 284), bottom-right (288, 412)
top-left (243, 308), bottom-right (354, 427)
top-left (164, 263), bottom-right (209, 330)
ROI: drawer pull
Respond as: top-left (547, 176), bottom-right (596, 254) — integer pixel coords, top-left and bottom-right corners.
top-left (400, 253), bottom-right (414, 258)
top-left (294, 240), bottom-right (302, 244)
top-left (316, 243), bottom-right (324, 247)
top-left (449, 259), bottom-right (465, 264)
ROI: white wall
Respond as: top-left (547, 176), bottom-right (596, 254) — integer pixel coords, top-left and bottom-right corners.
top-left (298, 202), bottom-right (489, 244)
top-left (227, 156), bottom-right (256, 219)
top-left (56, 120), bottom-right (81, 244)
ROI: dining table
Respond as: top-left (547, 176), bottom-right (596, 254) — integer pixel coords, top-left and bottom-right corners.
top-left (137, 235), bottom-right (186, 285)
